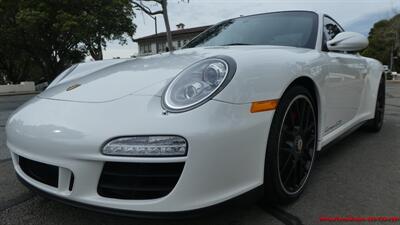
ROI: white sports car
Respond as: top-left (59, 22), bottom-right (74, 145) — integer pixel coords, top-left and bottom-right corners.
top-left (6, 11), bottom-right (385, 215)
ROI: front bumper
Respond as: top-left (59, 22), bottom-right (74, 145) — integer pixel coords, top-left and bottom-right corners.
top-left (6, 95), bottom-right (274, 212)
top-left (17, 173), bottom-right (264, 218)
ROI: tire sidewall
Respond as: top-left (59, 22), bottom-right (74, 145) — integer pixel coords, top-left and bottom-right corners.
top-left (364, 75), bottom-right (386, 132)
top-left (375, 76), bottom-right (386, 128)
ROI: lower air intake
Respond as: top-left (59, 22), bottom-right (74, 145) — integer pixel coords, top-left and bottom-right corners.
top-left (19, 156), bottom-right (59, 188)
top-left (98, 162), bottom-right (185, 200)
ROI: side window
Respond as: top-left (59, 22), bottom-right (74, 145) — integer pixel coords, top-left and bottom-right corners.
top-left (322, 17), bottom-right (344, 51)
top-left (324, 17), bottom-right (343, 40)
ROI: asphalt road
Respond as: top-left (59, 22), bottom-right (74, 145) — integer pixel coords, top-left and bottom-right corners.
top-left (0, 83), bottom-right (399, 225)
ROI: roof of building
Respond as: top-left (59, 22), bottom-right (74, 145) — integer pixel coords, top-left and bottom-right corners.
top-left (135, 25), bottom-right (211, 42)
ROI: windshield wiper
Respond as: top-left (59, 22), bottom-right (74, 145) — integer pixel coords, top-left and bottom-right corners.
top-left (222, 43), bottom-right (252, 46)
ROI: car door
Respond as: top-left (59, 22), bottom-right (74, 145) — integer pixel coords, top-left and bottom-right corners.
top-left (321, 16), bottom-right (368, 135)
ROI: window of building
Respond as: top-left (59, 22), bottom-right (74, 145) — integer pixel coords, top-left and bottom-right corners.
top-left (143, 43), bottom-right (152, 54)
top-left (177, 40), bottom-right (182, 48)
top-left (158, 42), bottom-right (166, 52)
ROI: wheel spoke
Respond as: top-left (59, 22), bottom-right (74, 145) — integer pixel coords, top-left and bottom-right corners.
top-left (304, 122), bottom-right (315, 134)
top-left (299, 100), bottom-right (307, 129)
top-left (283, 127), bottom-right (295, 138)
top-left (305, 135), bottom-right (315, 149)
top-left (280, 154), bottom-right (293, 173)
top-left (289, 111), bottom-right (297, 127)
top-left (284, 163), bottom-right (296, 185)
top-left (283, 140), bottom-right (295, 148)
top-left (295, 101), bottom-right (301, 117)
top-left (295, 159), bottom-right (303, 185)
top-left (292, 160), bottom-right (301, 187)
top-left (281, 147), bottom-right (294, 154)
top-left (302, 107), bottom-right (311, 132)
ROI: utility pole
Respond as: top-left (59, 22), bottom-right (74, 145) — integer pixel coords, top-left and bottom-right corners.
top-left (150, 15), bottom-right (158, 53)
top-left (131, 0), bottom-right (188, 53)
top-left (143, 14), bottom-right (158, 54)
top-left (131, 1), bottom-right (162, 54)
top-left (390, 30), bottom-right (400, 71)
top-left (390, 47), bottom-right (394, 71)
top-left (390, 30), bottom-right (399, 71)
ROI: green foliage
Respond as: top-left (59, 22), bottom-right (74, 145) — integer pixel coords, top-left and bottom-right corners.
top-left (0, 0), bottom-right (136, 84)
top-left (77, 0), bottom-right (137, 60)
top-left (362, 14), bottom-right (400, 71)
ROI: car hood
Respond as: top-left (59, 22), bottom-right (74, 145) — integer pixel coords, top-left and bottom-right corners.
top-left (39, 46), bottom-right (311, 103)
top-left (38, 53), bottom-right (202, 102)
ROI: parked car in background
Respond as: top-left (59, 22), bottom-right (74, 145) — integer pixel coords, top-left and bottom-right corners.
top-left (392, 71), bottom-right (399, 80)
top-left (383, 65), bottom-right (392, 79)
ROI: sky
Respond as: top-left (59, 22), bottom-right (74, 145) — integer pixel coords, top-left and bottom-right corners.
top-left (100, 0), bottom-right (400, 60)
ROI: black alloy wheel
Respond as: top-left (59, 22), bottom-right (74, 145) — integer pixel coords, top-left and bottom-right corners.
top-left (277, 95), bottom-right (316, 195)
top-left (264, 86), bottom-right (317, 204)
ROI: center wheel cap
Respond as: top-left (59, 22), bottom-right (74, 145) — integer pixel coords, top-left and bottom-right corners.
top-left (295, 136), bottom-right (303, 152)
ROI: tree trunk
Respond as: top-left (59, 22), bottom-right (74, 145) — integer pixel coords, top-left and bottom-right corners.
top-left (89, 37), bottom-right (103, 60)
top-left (89, 48), bottom-right (102, 61)
top-left (161, 0), bottom-right (173, 52)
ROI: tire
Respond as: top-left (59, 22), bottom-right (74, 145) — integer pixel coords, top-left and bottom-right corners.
top-left (363, 75), bottom-right (385, 132)
top-left (264, 86), bottom-right (317, 204)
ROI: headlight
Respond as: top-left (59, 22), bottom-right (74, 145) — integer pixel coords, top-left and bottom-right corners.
top-left (162, 56), bottom-right (237, 112)
top-left (102, 136), bottom-right (187, 157)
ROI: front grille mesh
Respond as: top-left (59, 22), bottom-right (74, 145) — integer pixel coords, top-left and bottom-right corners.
top-left (97, 162), bottom-right (185, 200)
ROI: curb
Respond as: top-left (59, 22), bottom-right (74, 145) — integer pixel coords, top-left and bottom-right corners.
top-left (0, 91), bottom-right (39, 97)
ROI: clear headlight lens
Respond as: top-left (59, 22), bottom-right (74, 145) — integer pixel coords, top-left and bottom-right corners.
top-left (102, 136), bottom-right (187, 157)
top-left (162, 57), bottom-right (236, 112)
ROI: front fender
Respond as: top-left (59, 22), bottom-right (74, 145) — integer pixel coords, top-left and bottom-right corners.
top-left (214, 48), bottom-right (324, 104)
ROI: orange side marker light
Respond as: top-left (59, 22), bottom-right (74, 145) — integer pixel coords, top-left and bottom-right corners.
top-left (250, 99), bottom-right (279, 113)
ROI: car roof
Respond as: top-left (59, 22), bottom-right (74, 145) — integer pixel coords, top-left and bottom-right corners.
top-left (227, 10), bottom-right (323, 21)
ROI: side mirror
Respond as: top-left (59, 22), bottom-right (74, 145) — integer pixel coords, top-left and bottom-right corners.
top-left (327, 32), bottom-right (368, 52)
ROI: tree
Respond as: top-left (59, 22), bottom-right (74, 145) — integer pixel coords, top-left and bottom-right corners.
top-left (362, 14), bottom-right (400, 72)
top-left (77, 0), bottom-right (137, 60)
top-left (0, 0), bottom-right (137, 84)
top-left (131, 0), bottom-right (188, 53)
top-left (13, 0), bottom-right (86, 81)
top-left (0, 0), bottom-right (43, 84)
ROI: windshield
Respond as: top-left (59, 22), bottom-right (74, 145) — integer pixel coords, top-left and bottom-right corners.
top-left (185, 11), bottom-right (319, 49)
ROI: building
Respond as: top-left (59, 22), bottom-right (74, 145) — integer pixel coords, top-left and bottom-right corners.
top-left (135, 24), bottom-right (210, 56)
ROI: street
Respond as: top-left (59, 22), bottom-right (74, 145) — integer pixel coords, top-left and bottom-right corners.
top-left (0, 83), bottom-right (400, 225)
